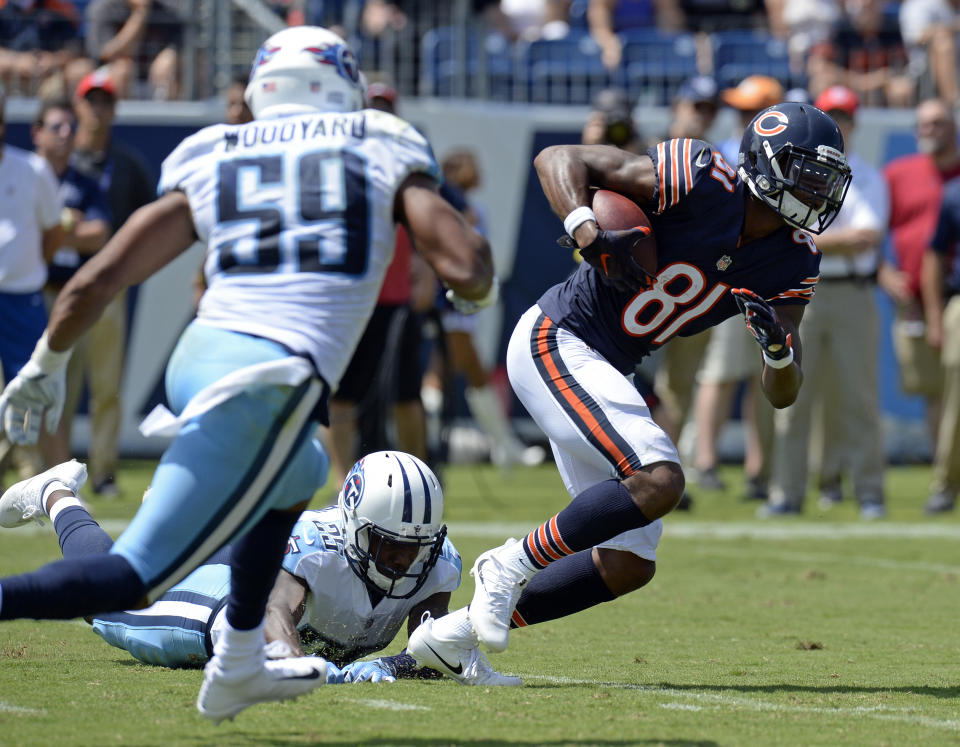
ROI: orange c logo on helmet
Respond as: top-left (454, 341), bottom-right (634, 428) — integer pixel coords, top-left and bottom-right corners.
top-left (754, 110), bottom-right (789, 137)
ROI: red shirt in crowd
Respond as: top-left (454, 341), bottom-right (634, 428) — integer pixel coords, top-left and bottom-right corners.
top-left (885, 153), bottom-right (960, 299)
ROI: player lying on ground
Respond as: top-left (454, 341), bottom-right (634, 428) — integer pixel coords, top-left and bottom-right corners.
top-left (0, 451), bottom-right (518, 686)
top-left (0, 25), bottom-right (495, 723)
top-left (412, 103), bottom-right (853, 658)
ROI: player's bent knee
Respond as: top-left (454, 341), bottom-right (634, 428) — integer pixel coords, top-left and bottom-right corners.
top-left (623, 461), bottom-right (685, 519)
top-left (592, 547), bottom-right (655, 597)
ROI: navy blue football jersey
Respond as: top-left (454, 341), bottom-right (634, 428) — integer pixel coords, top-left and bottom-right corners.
top-left (538, 138), bottom-right (821, 373)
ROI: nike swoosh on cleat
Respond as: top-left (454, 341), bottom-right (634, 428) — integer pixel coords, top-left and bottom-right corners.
top-left (280, 669), bottom-right (322, 681)
top-left (424, 642), bottom-right (463, 675)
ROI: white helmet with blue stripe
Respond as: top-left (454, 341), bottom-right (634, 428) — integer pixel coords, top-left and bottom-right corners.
top-left (338, 451), bottom-right (446, 599)
top-left (244, 25), bottom-right (364, 120)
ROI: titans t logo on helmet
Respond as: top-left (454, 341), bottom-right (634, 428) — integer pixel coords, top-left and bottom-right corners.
top-left (343, 473), bottom-right (364, 509)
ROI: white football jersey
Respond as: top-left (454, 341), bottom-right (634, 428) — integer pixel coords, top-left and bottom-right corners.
top-left (281, 506), bottom-right (461, 664)
top-left (158, 109), bottom-right (440, 390)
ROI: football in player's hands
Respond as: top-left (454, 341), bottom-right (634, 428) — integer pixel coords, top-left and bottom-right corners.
top-left (591, 189), bottom-right (658, 278)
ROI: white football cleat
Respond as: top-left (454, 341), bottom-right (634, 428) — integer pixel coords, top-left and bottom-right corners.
top-left (469, 538), bottom-right (534, 653)
top-left (408, 614), bottom-right (521, 686)
top-left (0, 459), bottom-right (87, 528)
top-left (197, 654), bottom-right (329, 723)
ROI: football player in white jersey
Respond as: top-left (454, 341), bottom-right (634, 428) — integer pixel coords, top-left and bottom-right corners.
top-left (0, 26), bottom-right (495, 722)
top-left (0, 450), bottom-right (519, 686)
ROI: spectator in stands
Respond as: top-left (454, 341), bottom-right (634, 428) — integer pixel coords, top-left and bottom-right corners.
top-left (899, 0), bottom-right (960, 106)
top-left (690, 74), bottom-right (782, 497)
top-left (667, 73), bottom-right (719, 140)
top-left (0, 88), bottom-right (64, 484)
top-left (766, 0), bottom-right (841, 65)
top-left (679, 0), bottom-right (766, 33)
top-left (32, 98), bottom-right (112, 470)
top-left (0, 0), bottom-right (83, 96)
top-left (763, 86), bottom-right (888, 518)
top-left (884, 99), bottom-right (960, 476)
top-left (587, 0), bottom-right (685, 69)
top-left (84, 0), bottom-right (185, 100)
top-left (325, 81), bottom-right (433, 487)
top-left (806, 0), bottom-right (913, 107)
top-left (225, 75), bottom-right (253, 125)
top-left (69, 69), bottom-right (155, 496)
top-left (920, 169), bottom-right (960, 514)
top-left (481, 0), bottom-right (571, 41)
top-left (581, 87), bottom-right (645, 153)
top-left (420, 148), bottom-right (546, 471)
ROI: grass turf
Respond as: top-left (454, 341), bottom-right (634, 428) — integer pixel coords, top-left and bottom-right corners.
top-left (0, 461), bottom-right (958, 746)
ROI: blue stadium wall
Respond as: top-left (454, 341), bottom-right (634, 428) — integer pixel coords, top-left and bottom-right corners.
top-left (4, 99), bottom-right (925, 457)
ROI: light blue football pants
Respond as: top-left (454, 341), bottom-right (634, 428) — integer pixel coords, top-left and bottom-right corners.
top-left (109, 321), bottom-right (329, 602)
top-left (92, 552), bottom-right (231, 668)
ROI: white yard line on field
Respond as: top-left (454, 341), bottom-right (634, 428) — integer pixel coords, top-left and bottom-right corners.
top-left (13, 519), bottom-right (960, 542)
top-left (690, 545), bottom-right (960, 575)
top-left (523, 675), bottom-right (960, 732)
top-left (446, 521), bottom-right (960, 541)
top-left (0, 702), bottom-right (44, 715)
top-left (342, 698), bottom-right (430, 712)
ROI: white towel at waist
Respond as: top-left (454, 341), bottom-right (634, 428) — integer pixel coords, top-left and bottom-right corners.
top-left (139, 356), bottom-right (315, 438)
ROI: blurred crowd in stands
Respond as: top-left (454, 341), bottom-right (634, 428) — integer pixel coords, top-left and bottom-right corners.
top-left (2, 0), bottom-right (960, 106)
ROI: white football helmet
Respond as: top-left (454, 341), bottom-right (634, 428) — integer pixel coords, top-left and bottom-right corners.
top-left (244, 25), bottom-right (364, 120)
top-left (338, 451), bottom-right (446, 599)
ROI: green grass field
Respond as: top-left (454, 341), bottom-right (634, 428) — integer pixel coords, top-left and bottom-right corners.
top-left (1, 461), bottom-right (959, 746)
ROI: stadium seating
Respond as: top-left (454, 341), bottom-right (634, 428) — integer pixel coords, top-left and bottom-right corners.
top-left (518, 31), bottom-right (611, 105)
top-left (619, 29), bottom-right (699, 105)
top-left (710, 30), bottom-right (805, 91)
top-left (419, 26), bottom-right (516, 100)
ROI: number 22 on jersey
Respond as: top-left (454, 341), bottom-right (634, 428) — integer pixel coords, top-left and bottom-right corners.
top-left (212, 148), bottom-right (370, 275)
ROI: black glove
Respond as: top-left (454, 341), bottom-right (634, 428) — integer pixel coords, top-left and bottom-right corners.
top-left (558, 226), bottom-right (654, 292)
top-left (731, 288), bottom-right (791, 361)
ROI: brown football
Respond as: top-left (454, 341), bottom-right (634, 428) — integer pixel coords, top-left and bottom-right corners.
top-left (591, 189), bottom-right (658, 276)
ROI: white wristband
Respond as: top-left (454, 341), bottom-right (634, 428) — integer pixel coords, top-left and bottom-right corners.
top-left (564, 206), bottom-right (596, 238)
top-left (762, 346), bottom-right (794, 369)
top-left (31, 331), bottom-right (73, 373)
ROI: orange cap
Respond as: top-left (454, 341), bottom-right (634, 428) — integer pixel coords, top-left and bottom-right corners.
top-left (721, 75), bottom-right (784, 111)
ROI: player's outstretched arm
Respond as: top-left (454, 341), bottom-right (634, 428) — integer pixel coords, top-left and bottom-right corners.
top-left (759, 304), bottom-right (803, 408)
top-left (263, 568), bottom-right (309, 659)
top-left (397, 173), bottom-right (494, 304)
top-left (533, 144), bottom-right (656, 229)
top-left (47, 191), bottom-right (197, 353)
top-left (733, 290), bottom-right (805, 408)
top-left (0, 192), bottom-right (197, 444)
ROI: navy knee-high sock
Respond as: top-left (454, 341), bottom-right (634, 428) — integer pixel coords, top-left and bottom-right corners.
top-left (0, 554), bottom-right (146, 620)
top-left (55, 506), bottom-right (115, 558)
top-left (226, 509), bottom-right (299, 630)
top-left (520, 479), bottom-right (650, 570)
top-left (511, 550), bottom-right (615, 627)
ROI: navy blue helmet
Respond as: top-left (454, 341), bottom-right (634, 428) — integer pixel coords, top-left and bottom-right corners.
top-left (738, 102), bottom-right (852, 234)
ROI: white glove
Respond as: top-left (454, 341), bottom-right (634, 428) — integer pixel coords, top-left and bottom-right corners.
top-left (0, 332), bottom-right (72, 444)
top-left (446, 277), bottom-right (499, 315)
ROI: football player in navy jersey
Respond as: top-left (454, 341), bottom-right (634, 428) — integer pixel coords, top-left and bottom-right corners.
top-left (409, 103), bottom-right (852, 661)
